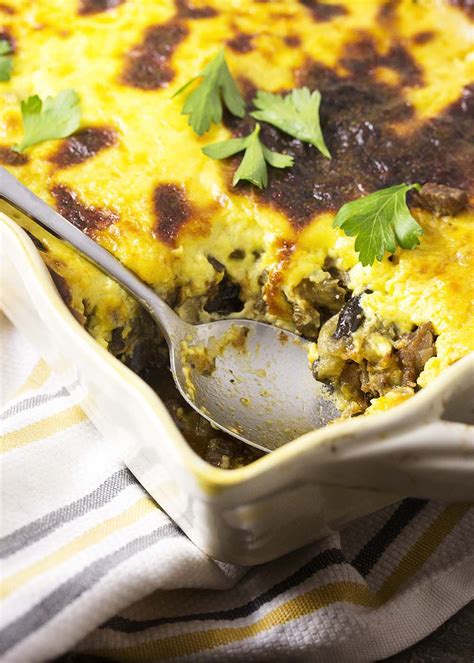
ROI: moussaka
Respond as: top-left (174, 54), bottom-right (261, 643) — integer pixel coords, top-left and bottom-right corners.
top-left (0, 0), bottom-right (473, 465)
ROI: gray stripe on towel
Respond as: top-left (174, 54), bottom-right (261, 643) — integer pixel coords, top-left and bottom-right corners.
top-left (0, 386), bottom-right (70, 421)
top-left (0, 524), bottom-right (179, 656)
top-left (0, 468), bottom-right (136, 558)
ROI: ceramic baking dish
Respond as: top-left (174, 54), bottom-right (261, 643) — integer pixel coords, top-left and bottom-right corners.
top-left (1, 211), bottom-right (473, 564)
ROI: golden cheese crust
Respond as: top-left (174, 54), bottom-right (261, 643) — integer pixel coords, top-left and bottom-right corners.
top-left (1, 0), bottom-right (473, 413)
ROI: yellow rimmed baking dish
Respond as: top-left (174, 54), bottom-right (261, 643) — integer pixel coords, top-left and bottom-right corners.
top-left (1, 211), bottom-right (473, 564)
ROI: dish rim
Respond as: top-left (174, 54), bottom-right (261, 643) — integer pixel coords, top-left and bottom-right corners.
top-left (2, 210), bottom-right (473, 494)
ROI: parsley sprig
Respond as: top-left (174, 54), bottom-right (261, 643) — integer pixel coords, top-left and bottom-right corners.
top-left (251, 87), bottom-right (330, 158)
top-left (175, 53), bottom-right (332, 188)
top-left (203, 123), bottom-right (293, 189)
top-left (176, 49), bottom-right (423, 265)
top-left (15, 89), bottom-right (81, 153)
top-left (0, 39), bottom-right (13, 82)
top-left (333, 184), bottom-right (423, 265)
top-left (174, 49), bottom-right (246, 136)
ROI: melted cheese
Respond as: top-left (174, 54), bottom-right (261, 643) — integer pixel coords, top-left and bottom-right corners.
top-left (1, 0), bottom-right (473, 411)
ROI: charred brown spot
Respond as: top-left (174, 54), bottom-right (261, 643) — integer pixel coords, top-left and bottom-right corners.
top-left (448, 0), bottom-right (474, 20)
top-left (122, 21), bottom-right (187, 90)
top-left (51, 185), bottom-right (118, 235)
top-left (377, 0), bottom-right (400, 23)
top-left (50, 127), bottom-right (118, 168)
top-left (227, 33), bottom-right (254, 53)
top-left (235, 76), bottom-right (258, 101)
top-left (341, 36), bottom-right (422, 87)
top-left (271, 11), bottom-right (292, 19)
top-left (78, 0), bottom-right (124, 15)
top-left (0, 3), bottom-right (15, 15)
top-left (175, 0), bottom-right (217, 19)
top-left (0, 146), bottom-right (28, 166)
top-left (224, 36), bottom-right (473, 228)
top-left (153, 184), bottom-right (191, 246)
top-left (412, 30), bottom-right (436, 45)
top-left (299, 0), bottom-right (348, 21)
top-left (284, 35), bottom-right (301, 48)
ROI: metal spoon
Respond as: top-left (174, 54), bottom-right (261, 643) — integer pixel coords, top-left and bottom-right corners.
top-left (0, 168), bottom-right (339, 452)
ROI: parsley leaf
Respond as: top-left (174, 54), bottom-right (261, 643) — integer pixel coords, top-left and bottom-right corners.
top-left (251, 87), bottom-right (331, 158)
top-left (14, 89), bottom-right (81, 152)
top-left (333, 184), bottom-right (423, 266)
top-left (174, 49), bottom-right (246, 136)
top-left (203, 123), bottom-right (293, 189)
top-left (0, 39), bottom-right (13, 82)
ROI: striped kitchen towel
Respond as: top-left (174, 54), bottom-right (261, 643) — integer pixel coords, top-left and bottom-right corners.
top-left (1, 312), bottom-right (473, 662)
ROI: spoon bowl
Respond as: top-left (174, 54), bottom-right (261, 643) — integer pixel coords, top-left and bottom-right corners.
top-left (1, 167), bottom-right (339, 452)
top-left (171, 318), bottom-right (338, 451)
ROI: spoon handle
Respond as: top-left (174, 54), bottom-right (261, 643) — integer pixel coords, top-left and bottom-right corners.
top-left (0, 167), bottom-right (183, 342)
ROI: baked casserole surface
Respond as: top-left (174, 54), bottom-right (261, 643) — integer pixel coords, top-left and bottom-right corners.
top-left (1, 0), bottom-right (473, 465)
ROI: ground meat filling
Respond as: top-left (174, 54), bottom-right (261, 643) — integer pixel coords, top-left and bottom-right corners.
top-left (289, 266), bottom-right (349, 340)
top-left (204, 438), bottom-right (261, 469)
top-left (314, 301), bottom-right (437, 413)
top-left (339, 361), bottom-right (368, 411)
top-left (413, 183), bottom-right (468, 216)
top-left (288, 276), bottom-right (423, 414)
top-left (291, 277), bottom-right (346, 338)
top-left (395, 322), bottom-right (436, 388)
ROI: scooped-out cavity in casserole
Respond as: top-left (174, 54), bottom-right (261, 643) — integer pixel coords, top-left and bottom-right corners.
top-left (1, 0), bottom-right (473, 467)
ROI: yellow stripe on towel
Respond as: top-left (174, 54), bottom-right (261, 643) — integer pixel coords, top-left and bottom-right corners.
top-left (91, 582), bottom-right (378, 661)
top-left (1, 405), bottom-right (87, 453)
top-left (0, 496), bottom-right (156, 599)
top-left (14, 360), bottom-right (51, 397)
top-left (377, 502), bottom-right (471, 602)
top-left (90, 504), bottom-right (471, 662)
